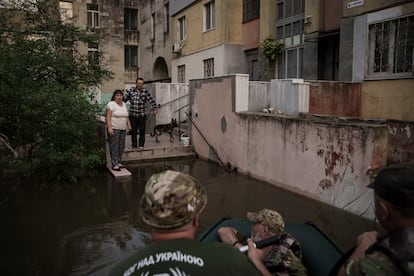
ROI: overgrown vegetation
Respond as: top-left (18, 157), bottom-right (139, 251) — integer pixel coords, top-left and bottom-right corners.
top-left (0, 0), bottom-right (113, 182)
top-left (260, 37), bottom-right (283, 60)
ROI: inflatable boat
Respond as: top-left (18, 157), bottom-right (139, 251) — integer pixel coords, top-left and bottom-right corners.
top-left (197, 217), bottom-right (344, 276)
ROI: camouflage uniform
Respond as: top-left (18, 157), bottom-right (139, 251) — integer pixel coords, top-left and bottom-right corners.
top-left (237, 209), bottom-right (307, 276)
top-left (345, 227), bottom-right (414, 276)
top-left (110, 170), bottom-right (263, 276)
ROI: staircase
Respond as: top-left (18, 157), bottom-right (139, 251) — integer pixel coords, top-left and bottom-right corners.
top-left (122, 128), bottom-right (196, 163)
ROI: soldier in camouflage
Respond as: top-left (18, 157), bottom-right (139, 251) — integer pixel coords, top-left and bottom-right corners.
top-left (337, 166), bottom-right (414, 276)
top-left (218, 209), bottom-right (307, 275)
top-left (109, 170), bottom-right (273, 276)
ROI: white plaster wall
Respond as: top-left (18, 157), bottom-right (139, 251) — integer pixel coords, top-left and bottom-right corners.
top-left (270, 79), bottom-right (310, 116)
top-left (151, 83), bottom-right (189, 125)
top-left (171, 44), bottom-right (244, 83)
top-left (248, 81), bottom-right (271, 112)
top-left (190, 75), bottom-right (389, 219)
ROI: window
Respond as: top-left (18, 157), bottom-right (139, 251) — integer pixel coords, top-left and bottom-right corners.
top-left (367, 15), bottom-right (414, 78)
top-left (125, 45), bottom-right (138, 69)
top-left (278, 47), bottom-right (303, 78)
top-left (203, 58), bottom-right (214, 77)
top-left (151, 13), bottom-right (155, 40)
top-left (204, 1), bottom-right (215, 31)
top-left (164, 3), bottom-right (169, 33)
top-left (276, 0), bottom-right (304, 19)
top-left (178, 65), bottom-right (185, 83)
top-left (88, 43), bottom-right (99, 65)
top-left (243, 0), bottom-right (259, 22)
top-left (178, 16), bottom-right (187, 41)
top-left (276, 0), bottom-right (305, 79)
top-left (87, 4), bottom-right (99, 28)
top-left (124, 8), bottom-right (138, 30)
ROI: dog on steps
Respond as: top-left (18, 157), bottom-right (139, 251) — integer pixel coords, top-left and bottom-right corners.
top-left (150, 118), bottom-right (178, 143)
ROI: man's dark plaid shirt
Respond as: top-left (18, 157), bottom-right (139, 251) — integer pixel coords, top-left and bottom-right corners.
top-left (124, 87), bottom-right (158, 117)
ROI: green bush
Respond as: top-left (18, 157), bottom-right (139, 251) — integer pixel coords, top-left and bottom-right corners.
top-left (260, 38), bottom-right (284, 60)
top-left (0, 0), bottom-right (112, 182)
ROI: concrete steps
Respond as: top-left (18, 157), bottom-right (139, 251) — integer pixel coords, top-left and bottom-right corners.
top-left (123, 145), bottom-right (196, 162)
top-left (121, 131), bottom-right (196, 163)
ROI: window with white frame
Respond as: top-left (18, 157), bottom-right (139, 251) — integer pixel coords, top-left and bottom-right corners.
top-left (124, 8), bottom-right (138, 31)
top-left (204, 1), bottom-right (215, 31)
top-left (367, 15), bottom-right (414, 78)
top-left (178, 16), bottom-right (187, 41)
top-left (276, 0), bottom-right (304, 79)
top-left (88, 43), bottom-right (99, 65)
top-left (87, 3), bottom-right (99, 28)
top-left (203, 58), bottom-right (214, 77)
top-left (125, 45), bottom-right (138, 69)
top-left (177, 65), bottom-right (185, 83)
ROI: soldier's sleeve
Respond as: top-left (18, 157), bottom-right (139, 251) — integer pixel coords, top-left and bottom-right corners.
top-left (345, 252), bottom-right (403, 276)
top-left (285, 249), bottom-right (307, 276)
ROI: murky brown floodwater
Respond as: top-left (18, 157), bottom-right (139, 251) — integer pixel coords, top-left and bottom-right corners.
top-left (0, 158), bottom-right (380, 275)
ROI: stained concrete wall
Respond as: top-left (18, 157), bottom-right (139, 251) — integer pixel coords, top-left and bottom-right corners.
top-left (189, 74), bottom-right (389, 219)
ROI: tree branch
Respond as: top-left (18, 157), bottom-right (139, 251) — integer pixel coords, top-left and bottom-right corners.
top-left (0, 133), bottom-right (18, 159)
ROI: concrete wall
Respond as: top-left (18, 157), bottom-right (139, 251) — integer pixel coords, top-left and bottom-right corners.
top-left (150, 83), bottom-right (189, 125)
top-left (271, 79), bottom-right (310, 116)
top-left (189, 75), bottom-right (391, 219)
top-left (248, 81), bottom-right (271, 112)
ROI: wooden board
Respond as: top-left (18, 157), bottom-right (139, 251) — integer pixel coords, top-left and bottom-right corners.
top-left (106, 165), bottom-right (132, 177)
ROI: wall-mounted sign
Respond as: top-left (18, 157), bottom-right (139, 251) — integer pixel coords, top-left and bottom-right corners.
top-left (347, 0), bottom-right (364, 9)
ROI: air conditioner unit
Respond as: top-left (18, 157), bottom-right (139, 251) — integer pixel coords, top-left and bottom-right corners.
top-left (172, 43), bottom-right (181, 53)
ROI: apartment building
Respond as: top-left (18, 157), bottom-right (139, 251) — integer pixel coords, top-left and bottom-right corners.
top-left (170, 0), bottom-right (245, 83)
top-left (139, 0), bottom-right (172, 83)
top-left (338, 0), bottom-right (414, 120)
top-left (60, 0), bottom-right (174, 99)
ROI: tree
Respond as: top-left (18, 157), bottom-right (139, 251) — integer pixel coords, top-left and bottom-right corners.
top-left (0, 0), bottom-right (113, 182)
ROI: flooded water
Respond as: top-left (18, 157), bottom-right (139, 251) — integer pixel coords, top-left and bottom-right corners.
top-left (0, 158), bottom-right (380, 275)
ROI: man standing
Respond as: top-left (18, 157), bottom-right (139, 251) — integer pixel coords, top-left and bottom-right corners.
top-left (109, 170), bottom-right (271, 276)
top-left (337, 165), bottom-right (414, 276)
top-left (124, 77), bottom-right (158, 149)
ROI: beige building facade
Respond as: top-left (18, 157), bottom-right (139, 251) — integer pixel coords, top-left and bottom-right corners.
top-left (170, 0), bottom-right (244, 83)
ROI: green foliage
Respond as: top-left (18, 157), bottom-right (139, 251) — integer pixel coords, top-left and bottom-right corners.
top-left (0, 0), bottom-right (112, 182)
top-left (260, 38), bottom-right (284, 60)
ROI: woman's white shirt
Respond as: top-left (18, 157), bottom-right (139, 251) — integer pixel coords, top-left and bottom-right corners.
top-left (107, 101), bottom-right (128, 130)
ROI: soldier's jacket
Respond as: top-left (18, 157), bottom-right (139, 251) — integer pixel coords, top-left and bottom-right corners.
top-left (345, 227), bottom-right (414, 276)
top-left (236, 231), bottom-right (307, 276)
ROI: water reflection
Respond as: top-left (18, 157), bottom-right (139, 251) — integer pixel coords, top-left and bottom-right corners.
top-left (0, 158), bottom-right (381, 275)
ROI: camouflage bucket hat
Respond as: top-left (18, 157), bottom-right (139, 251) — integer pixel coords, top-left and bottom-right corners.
top-left (139, 170), bottom-right (207, 229)
top-left (247, 209), bottom-right (285, 236)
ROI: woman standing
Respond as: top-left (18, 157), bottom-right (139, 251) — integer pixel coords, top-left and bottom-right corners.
top-left (106, 89), bottom-right (131, 171)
